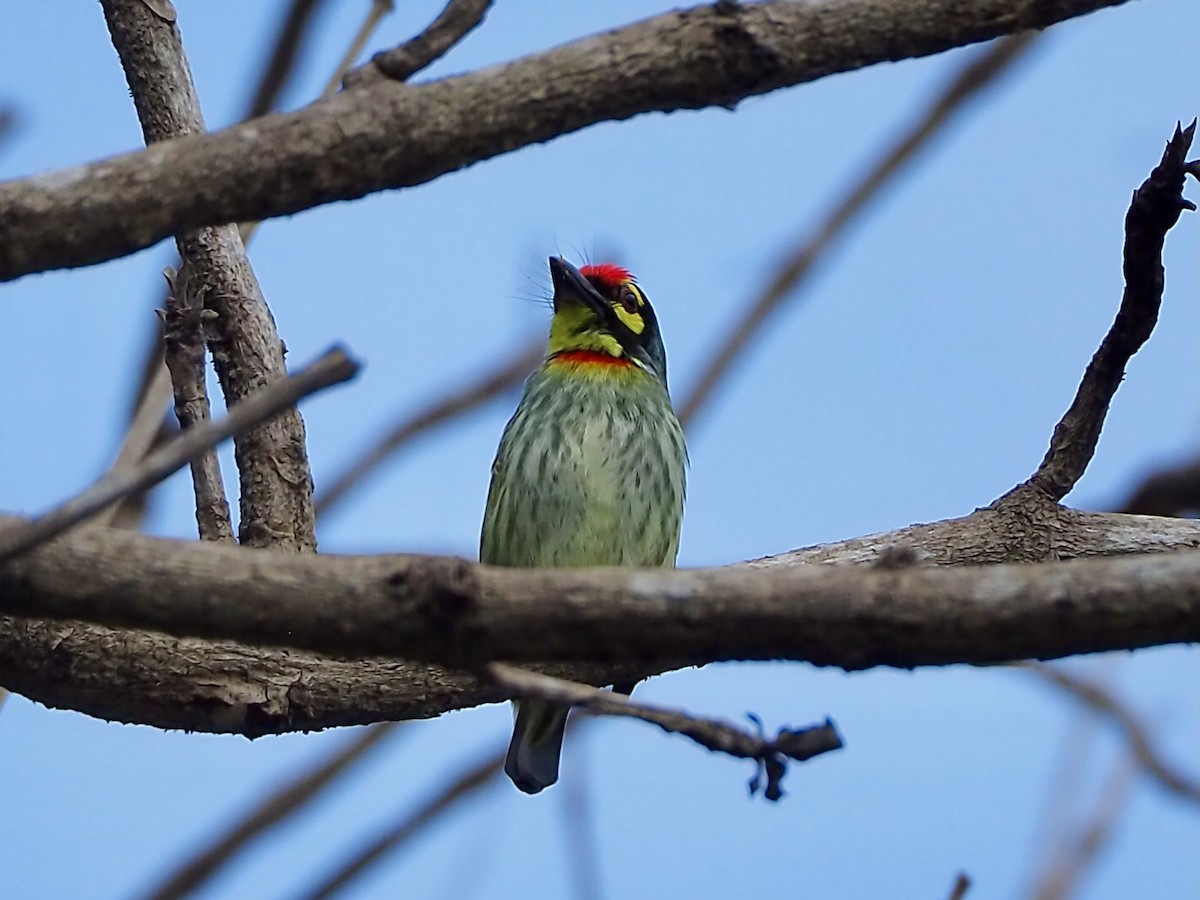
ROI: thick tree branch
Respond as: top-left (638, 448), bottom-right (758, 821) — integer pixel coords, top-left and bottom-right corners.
top-left (488, 664), bottom-right (843, 801)
top-left (0, 348), bottom-right (357, 564)
top-left (2, 504), bottom-right (1199, 670)
top-left (1029, 121), bottom-right (1197, 500)
top-left (0, 0), bottom-right (1138, 281)
top-left (1, 503), bottom-right (1198, 735)
top-left (101, 0), bottom-right (322, 550)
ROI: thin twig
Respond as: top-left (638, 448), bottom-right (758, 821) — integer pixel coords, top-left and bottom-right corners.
top-left (1022, 662), bottom-right (1200, 805)
top-left (245, 0), bottom-right (330, 119)
top-left (677, 33), bottom-right (1039, 427)
top-left (0, 106), bottom-right (17, 147)
top-left (0, 347), bottom-right (358, 564)
top-left (1023, 662), bottom-right (1108, 893)
top-left (488, 664), bottom-right (842, 801)
top-left (1028, 121), bottom-right (1198, 500)
top-left (98, 362), bottom-right (176, 529)
top-left (142, 723), bottom-right (399, 900)
top-left (946, 872), bottom-right (972, 900)
top-left (1030, 758), bottom-right (1136, 900)
top-left (297, 746), bottom-right (506, 900)
top-left (1119, 456), bottom-right (1200, 516)
top-left (345, 0), bottom-right (492, 88)
top-left (324, 0), bottom-right (396, 94)
top-left (315, 341), bottom-right (540, 516)
top-left (160, 265), bottom-right (235, 542)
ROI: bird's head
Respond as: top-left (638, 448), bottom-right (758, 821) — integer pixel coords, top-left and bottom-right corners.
top-left (545, 256), bottom-right (668, 388)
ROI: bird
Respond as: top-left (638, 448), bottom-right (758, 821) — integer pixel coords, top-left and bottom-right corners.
top-left (481, 256), bottom-right (687, 794)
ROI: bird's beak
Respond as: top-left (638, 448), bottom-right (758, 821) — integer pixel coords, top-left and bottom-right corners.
top-left (549, 256), bottom-right (611, 319)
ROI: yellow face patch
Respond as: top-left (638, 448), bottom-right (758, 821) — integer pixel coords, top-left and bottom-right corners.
top-left (612, 283), bottom-right (646, 335)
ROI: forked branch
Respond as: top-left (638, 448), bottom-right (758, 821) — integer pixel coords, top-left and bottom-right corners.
top-left (489, 664), bottom-right (843, 801)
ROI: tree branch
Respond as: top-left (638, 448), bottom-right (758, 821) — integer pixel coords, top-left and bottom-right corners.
top-left (345, 0), bottom-right (492, 87)
top-left (1022, 662), bottom-right (1200, 805)
top-left (488, 664), bottom-right (842, 801)
top-left (1028, 120), bottom-right (1198, 500)
top-left (244, 0), bottom-right (331, 120)
top-left (101, 0), bottom-right (322, 550)
top-left (2, 501), bottom-right (1199, 672)
top-left (141, 723), bottom-right (399, 900)
top-left (160, 264), bottom-right (235, 543)
top-left (315, 341), bottom-right (540, 517)
top-left (1, 502), bottom-right (1199, 735)
top-left (0, 0), bottom-right (1140, 281)
top-left (0, 348), bottom-right (357, 564)
top-left (1120, 456), bottom-right (1200, 517)
top-left (298, 746), bottom-right (505, 900)
top-left (102, 0), bottom-right (335, 532)
top-left (1029, 758), bottom-right (1135, 900)
top-left (947, 873), bottom-right (972, 900)
top-left (678, 31), bottom-right (1039, 426)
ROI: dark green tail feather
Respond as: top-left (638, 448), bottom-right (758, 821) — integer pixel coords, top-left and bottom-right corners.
top-left (505, 699), bottom-right (570, 794)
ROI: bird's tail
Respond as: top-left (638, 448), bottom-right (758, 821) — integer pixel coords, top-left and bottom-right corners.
top-left (505, 699), bottom-right (569, 794)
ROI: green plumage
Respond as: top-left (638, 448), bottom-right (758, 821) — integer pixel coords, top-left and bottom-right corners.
top-left (482, 365), bottom-right (686, 568)
top-left (482, 296), bottom-right (687, 793)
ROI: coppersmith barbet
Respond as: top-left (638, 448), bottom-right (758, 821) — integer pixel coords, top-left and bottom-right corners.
top-left (481, 256), bottom-right (687, 793)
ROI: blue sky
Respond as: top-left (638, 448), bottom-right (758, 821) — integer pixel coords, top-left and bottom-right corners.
top-left (0, 2), bottom-right (1196, 898)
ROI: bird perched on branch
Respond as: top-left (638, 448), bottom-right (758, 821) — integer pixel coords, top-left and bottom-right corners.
top-left (481, 256), bottom-right (687, 793)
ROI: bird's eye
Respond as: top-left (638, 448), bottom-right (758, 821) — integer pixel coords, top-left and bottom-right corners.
top-left (619, 288), bottom-right (639, 313)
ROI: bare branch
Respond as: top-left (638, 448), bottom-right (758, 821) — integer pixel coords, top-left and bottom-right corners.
top-left (98, 361), bottom-right (176, 530)
top-left (319, 0), bottom-right (396, 96)
top-left (489, 664), bottom-right (842, 801)
top-left (2, 501), bottom-right (1199, 670)
top-left (946, 873), bottom-right (972, 900)
top-left (1028, 121), bottom-right (1197, 501)
top-left (297, 746), bottom-right (505, 900)
top-left (0, 347), bottom-right (358, 565)
top-left (0, 106), bottom-right (17, 148)
top-left (315, 341), bottom-right (540, 517)
top-left (1030, 759), bottom-right (1135, 900)
top-left (102, 1), bottom-right (336, 532)
top-left (678, 32), bottom-right (1039, 426)
top-left (245, 0), bottom-right (330, 119)
top-left (345, 0), bottom-right (492, 87)
top-left (101, 0), bottom-right (322, 550)
top-left (0, 0), bottom-right (1140, 282)
top-left (160, 265), bottom-right (235, 542)
top-left (1022, 662), bottom-right (1200, 804)
top-left (1120, 456), bottom-right (1200, 517)
top-left (142, 723), bottom-right (399, 900)
top-left (2, 501), bottom-right (1198, 735)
